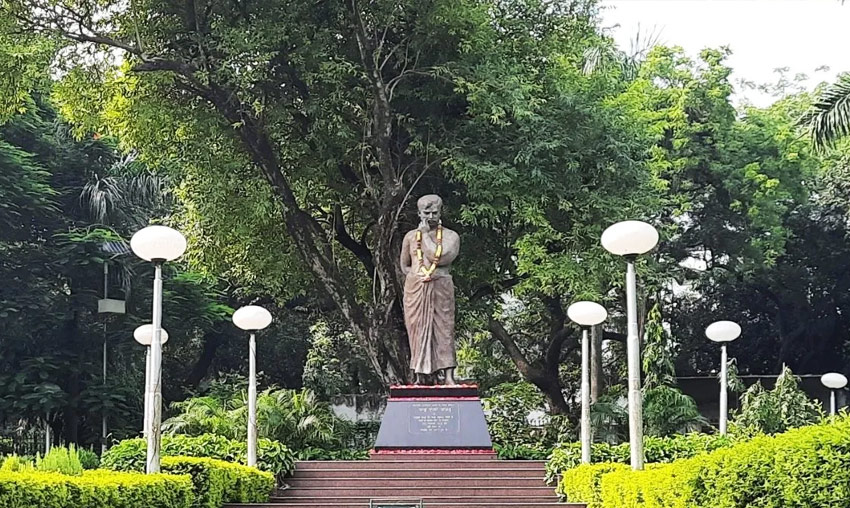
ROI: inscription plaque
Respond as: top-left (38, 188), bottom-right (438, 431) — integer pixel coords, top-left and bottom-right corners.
top-left (409, 402), bottom-right (460, 434)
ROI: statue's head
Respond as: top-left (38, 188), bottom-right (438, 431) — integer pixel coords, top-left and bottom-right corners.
top-left (417, 194), bottom-right (442, 228)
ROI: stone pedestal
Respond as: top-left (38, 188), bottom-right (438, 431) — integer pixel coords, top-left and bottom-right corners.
top-left (372, 384), bottom-right (493, 455)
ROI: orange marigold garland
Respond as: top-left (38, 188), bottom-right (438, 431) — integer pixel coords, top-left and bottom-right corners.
top-left (415, 225), bottom-right (443, 282)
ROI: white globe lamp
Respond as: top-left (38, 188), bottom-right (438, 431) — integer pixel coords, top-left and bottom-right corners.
top-left (233, 305), bottom-right (273, 467)
top-left (822, 373), bottom-right (848, 416)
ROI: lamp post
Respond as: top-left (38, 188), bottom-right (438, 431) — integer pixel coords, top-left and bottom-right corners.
top-left (232, 305), bottom-right (273, 467)
top-left (601, 220), bottom-right (658, 470)
top-left (567, 301), bottom-right (608, 464)
top-left (131, 225), bottom-right (186, 474)
top-left (705, 321), bottom-right (741, 435)
top-left (133, 325), bottom-right (170, 439)
top-left (821, 373), bottom-right (848, 416)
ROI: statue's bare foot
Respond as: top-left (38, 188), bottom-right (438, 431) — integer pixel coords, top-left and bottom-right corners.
top-left (444, 368), bottom-right (457, 386)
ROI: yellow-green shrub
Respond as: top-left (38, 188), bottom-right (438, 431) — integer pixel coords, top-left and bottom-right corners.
top-left (577, 416), bottom-right (850, 508)
top-left (160, 457), bottom-right (274, 508)
top-left (0, 469), bottom-right (194, 508)
top-left (559, 463), bottom-right (629, 508)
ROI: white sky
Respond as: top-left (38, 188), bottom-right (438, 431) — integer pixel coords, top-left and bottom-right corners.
top-left (601, 0), bottom-right (850, 106)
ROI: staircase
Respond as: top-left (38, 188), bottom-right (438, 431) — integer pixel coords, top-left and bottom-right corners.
top-left (225, 454), bottom-right (583, 508)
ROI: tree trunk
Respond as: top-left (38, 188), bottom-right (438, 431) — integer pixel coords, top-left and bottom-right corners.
top-left (183, 327), bottom-right (226, 391)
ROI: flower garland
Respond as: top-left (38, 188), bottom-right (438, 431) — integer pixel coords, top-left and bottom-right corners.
top-left (415, 225), bottom-right (443, 282)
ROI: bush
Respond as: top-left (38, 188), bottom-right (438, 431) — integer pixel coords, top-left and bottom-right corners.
top-left (37, 445), bottom-right (83, 475)
top-left (102, 434), bottom-right (295, 479)
top-left (493, 443), bottom-right (550, 460)
top-left (0, 469), bottom-right (194, 508)
top-left (545, 432), bottom-right (735, 484)
top-left (160, 457), bottom-right (274, 508)
top-left (560, 463), bottom-right (629, 508)
top-left (77, 448), bottom-right (101, 470)
top-left (1, 454), bottom-right (34, 472)
top-left (296, 447), bottom-right (370, 461)
top-left (564, 416), bottom-right (850, 507)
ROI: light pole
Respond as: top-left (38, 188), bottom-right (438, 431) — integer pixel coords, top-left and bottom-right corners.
top-left (601, 220), bottom-right (658, 470)
top-left (131, 225), bottom-right (186, 474)
top-left (232, 305), bottom-right (273, 467)
top-left (567, 301), bottom-right (608, 464)
top-left (821, 373), bottom-right (848, 416)
top-left (705, 321), bottom-right (741, 435)
top-left (133, 325), bottom-right (170, 438)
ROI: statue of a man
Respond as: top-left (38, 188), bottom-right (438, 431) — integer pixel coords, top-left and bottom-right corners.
top-left (400, 195), bottom-right (460, 385)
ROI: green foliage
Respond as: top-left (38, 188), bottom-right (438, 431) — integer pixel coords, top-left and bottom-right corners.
top-left (483, 381), bottom-right (572, 449)
top-left (159, 457), bottom-right (274, 508)
top-left (730, 365), bottom-right (823, 436)
top-left (101, 434), bottom-right (295, 479)
top-left (493, 443), bottom-right (550, 460)
top-left (560, 463), bottom-right (630, 508)
top-left (77, 448), bottom-right (101, 470)
top-left (571, 416), bottom-right (850, 507)
top-left (164, 388), bottom-right (344, 450)
top-left (0, 469), bottom-right (194, 508)
top-left (546, 433), bottom-right (736, 485)
top-left (643, 386), bottom-right (707, 436)
top-left (803, 73), bottom-right (850, 149)
top-left (36, 446), bottom-right (83, 476)
top-left (1, 454), bottom-right (34, 472)
top-left (295, 448), bottom-right (370, 461)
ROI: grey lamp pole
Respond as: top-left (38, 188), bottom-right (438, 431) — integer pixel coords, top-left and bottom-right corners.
top-left (705, 321), bottom-right (741, 435)
top-left (232, 306), bottom-right (273, 467)
top-left (567, 301), bottom-right (608, 464)
top-left (131, 226), bottom-right (186, 474)
top-left (821, 373), bottom-right (848, 416)
top-left (601, 220), bottom-right (659, 471)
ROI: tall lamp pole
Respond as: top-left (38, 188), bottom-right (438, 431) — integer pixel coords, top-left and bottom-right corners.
top-left (601, 220), bottom-right (658, 470)
top-left (232, 305), bottom-right (273, 467)
top-left (705, 321), bottom-right (741, 435)
top-left (131, 225), bottom-right (186, 474)
top-left (567, 301), bottom-right (608, 464)
top-left (133, 325), bottom-right (170, 438)
top-left (821, 373), bottom-right (848, 416)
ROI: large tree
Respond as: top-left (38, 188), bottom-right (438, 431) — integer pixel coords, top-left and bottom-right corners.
top-left (4, 0), bottom-right (653, 401)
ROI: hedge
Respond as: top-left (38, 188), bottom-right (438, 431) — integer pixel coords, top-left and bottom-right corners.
top-left (560, 416), bottom-right (850, 508)
top-left (0, 469), bottom-right (194, 508)
top-left (545, 432), bottom-right (736, 484)
top-left (160, 457), bottom-right (274, 508)
top-left (102, 434), bottom-right (295, 479)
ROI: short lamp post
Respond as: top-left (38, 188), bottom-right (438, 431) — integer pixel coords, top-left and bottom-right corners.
top-left (705, 321), bottom-right (741, 435)
top-left (232, 305), bottom-right (273, 467)
top-left (821, 373), bottom-right (848, 416)
top-left (567, 301), bottom-right (608, 464)
top-left (131, 225), bottom-right (186, 474)
top-left (601, 220), bottom-right (658, 470)
top-left (133, 325), bottom-right (170, 438)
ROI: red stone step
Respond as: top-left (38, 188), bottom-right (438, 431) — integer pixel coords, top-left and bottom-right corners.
top-left (275, 486), bottom-right (557, 498)
top-left (292, 467), bottom-right (546, 478)
top-left (284, 476), bottom-right (546, 488)
top-left (264, 496), bottom-right (562, 505)
top-left (227, 503), bottom-right (575, 508)
top-left (370, 452), bottom-right (497, 461)
top-left (294, 460), bottom-right (546, 470)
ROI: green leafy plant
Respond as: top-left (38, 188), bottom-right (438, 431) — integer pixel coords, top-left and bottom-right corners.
top-left (76, 448), bottom-right (100, 470)
top-left (36, 445), bottom-right (83, 476)
top-left (0, 469), bottom-right (194, 508)
top-left (546, 433), bottom-right (736, 485)
top-left (102, 434), bottom-right (295, 479)
top-left (160, 457), bottom-right (274, 508)
top-left (730, 365), bottom-right (822, 436)
top-left (568, 415), bottom-right (850, 507)
top-left (0, 454), bottom-right (34, 472)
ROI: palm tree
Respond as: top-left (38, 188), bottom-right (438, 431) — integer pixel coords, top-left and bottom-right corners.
top-left (802, 74), bottom-right (850, 149)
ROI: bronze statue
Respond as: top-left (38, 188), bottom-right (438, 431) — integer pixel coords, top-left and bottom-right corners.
top-left (400, 195), bottom-right (460, 385)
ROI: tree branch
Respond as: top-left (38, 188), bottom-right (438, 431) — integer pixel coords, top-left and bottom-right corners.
top-left (333, 204), bottom-right (375, 276)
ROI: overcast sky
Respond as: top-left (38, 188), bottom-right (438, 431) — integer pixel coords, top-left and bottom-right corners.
top-left (601, 0), bottom-right (850, 106)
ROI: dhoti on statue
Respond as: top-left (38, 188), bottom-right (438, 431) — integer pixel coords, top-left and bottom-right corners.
top-left (404, 272), bottom-right (457, 375)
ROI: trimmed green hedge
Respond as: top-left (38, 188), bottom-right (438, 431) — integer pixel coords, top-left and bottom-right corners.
top-left (560, 416), bottom-right (850, 508)
top-left (102, 434), bottom-right (295, 479)
top-left (546, 432), bottom-right (736, 484)
top-left (161, 457), bottom-right (274, 508)
top-left (0, 469), bottom-right (194, 508)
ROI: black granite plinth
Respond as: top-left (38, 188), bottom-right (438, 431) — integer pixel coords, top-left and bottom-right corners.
top-left (373, 384), bottom-right (493, 451)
